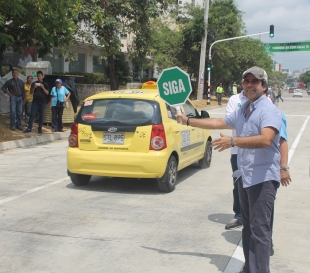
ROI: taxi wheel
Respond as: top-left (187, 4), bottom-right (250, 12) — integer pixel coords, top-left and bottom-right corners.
top-left (198, 140), bottom-right (212, 169)
top-left (157, 156), bottom-right (178, 193)
top-left (69, 171), bottom-right (91, 186)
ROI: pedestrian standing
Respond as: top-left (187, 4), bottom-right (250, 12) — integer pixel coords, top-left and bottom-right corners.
top-left (176, 66), bottom-right (282, 273)
top-left (216, 83), bottom-right (224, 105)
top-left (50, 79), bottom-right (71, 132)
top-left (24, 75), bottom-right (33, 126)
top-left (24, 71), bottom-right (49, 134)
top-left (233, 83), bottom-right (238, 95)
top-left (1, 69), bottom-right (25, 130)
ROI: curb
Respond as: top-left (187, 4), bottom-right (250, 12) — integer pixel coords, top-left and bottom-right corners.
top-left (0, 131), bottom-right (70, 152)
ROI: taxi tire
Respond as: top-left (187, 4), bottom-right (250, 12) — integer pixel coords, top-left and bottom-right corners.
top-left (157, 156), bottom-right (178, 193)
top-left (69, 171), bottom-right (91, 186)
top-left (198, 140), bottom-right (212, 169)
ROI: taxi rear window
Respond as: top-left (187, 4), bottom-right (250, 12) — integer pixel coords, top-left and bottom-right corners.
top-left (76, 99), bottom-right (161, 126)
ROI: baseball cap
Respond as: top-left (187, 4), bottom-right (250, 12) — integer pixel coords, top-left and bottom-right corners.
top-left (55, 78), bottom-right (62, 83)
top-left (242, 66), bottom-right (268, 83)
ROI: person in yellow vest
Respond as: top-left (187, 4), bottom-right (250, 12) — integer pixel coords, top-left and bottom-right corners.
top-left (24, 75), bottom-right (33, 126)
top-left (216, 83), bottom-right (224, 105)
top-left (233, 83), bottom-right (238, 95)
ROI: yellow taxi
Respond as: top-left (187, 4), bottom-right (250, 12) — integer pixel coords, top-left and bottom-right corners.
top-left (67, 82), bottom-right (212, 192)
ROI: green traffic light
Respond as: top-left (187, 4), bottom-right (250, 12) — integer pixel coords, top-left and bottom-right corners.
top-left (269, 25), bottom-right (274, 38)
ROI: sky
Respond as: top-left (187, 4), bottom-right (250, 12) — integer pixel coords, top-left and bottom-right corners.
top-left (234, 0), bottom-right (310, 72)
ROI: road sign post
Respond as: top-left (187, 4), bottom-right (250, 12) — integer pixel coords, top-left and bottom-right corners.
top-left (157, 66), bottom-right (192, 123)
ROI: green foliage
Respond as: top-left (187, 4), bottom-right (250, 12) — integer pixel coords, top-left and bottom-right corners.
top-left (149, 16), bottom-right (182, 72)
top-left (77, 0), bottom-right (174, 89)
top-left (300, 71), bottom-right (310, 86)
top-left (268, 71), bottom-right (286, 87)
top-left (178, 4), bottom-right (205, 79)
top-left (0, 0), bottom-right (80, 73)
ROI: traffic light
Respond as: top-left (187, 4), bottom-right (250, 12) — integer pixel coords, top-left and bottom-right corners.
top-left (269, 25), bottom-right (274, 38)
top-left (206, 59), bottom-right (212, 71)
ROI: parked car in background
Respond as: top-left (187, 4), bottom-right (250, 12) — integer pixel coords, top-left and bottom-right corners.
top-left (288, 87), bottom-right (294, 93)
top-left (67, 88), bottom-right (213, 193)
top-left (293, 89), bottom-right (303, 97)
top-left (307, 89), bottom-right (310, 95)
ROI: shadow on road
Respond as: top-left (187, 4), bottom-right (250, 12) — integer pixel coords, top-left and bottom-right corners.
top-left (208, 213), bottom-right (234, 225)
top-left (141, 246), bottom-right (238, 272)
top-left (66, 163), bottom-right (201, 195)
top-left (221, 230), bottom-right (242, 245)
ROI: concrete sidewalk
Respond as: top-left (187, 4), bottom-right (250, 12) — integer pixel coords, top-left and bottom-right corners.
top-left (0, 131), bottom-right (70, 152)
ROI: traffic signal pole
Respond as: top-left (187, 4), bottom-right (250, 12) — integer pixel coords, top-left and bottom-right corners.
top-left (206, 31), bottom-right (269, 105)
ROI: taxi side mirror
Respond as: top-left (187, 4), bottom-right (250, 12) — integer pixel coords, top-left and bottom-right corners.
top-left (200, 110), bottom-right (210, 118)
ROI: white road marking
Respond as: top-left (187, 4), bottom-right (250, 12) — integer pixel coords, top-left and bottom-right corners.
top-left (288, 116), bottom-right (310, 164)
top-left (223, 116), bottom-right (309, 273)
top-left (0, 177), bottom-right (69, 205)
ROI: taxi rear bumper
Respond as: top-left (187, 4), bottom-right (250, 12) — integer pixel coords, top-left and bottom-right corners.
top-left (67, 148), bottom-right (171, 178)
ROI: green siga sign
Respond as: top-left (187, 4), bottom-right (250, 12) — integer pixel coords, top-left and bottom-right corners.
top-left (157, 66), bottom-right (192, 106)
top-left (264, 42), bottom-right (310, 53)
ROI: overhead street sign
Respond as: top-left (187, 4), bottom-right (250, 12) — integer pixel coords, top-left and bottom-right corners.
top-left (264, 42), bottom-right (310, 53)
top-left (157, 66), bottom-right (192, 106)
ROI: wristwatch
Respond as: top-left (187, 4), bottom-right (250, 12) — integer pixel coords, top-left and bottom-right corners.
top-left (280, 166), bottom-right (289, 171)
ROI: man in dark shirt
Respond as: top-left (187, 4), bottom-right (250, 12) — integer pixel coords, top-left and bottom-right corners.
top-left (1, 69), bottom-right (25, 130)
top-left (24, 70), bottom-right (49, 134)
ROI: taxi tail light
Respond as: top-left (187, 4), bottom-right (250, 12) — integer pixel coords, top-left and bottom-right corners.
top-left (69, 123), bottom-right (78, 147)
top-left (150, 124), bottom-right (167, 151)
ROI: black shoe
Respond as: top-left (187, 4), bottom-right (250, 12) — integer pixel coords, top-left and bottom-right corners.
top-left (23, 128), bottom-right (31, 133)
top-left (225, 219), bottom-right (243, 230)
top-left (10, 127), bottom-right (16, 131)
top-left (17, 126), bottom-right (23, 131)
top-left (38, 129), bottom-right (43, 134)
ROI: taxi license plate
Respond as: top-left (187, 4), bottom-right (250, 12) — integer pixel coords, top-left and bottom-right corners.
top-left (103, 133), bottom-right (124, 144)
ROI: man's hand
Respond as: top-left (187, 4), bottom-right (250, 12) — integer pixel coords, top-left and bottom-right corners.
top-left (212, 133), bottom-right (232, 152)
top-left (175, 113), bottom-right (187, 125)
top-left (280, 170), bottom-right (291, 187)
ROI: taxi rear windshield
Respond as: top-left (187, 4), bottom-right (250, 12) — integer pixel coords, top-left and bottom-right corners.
top-left (76, 99), bottom-right (161, 126)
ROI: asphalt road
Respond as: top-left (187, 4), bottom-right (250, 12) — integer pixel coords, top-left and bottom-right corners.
top-left (0, 91), bottom-right (309, 273)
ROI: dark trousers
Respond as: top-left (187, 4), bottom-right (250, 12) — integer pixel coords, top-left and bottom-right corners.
top-left (51, 106), bottom-right (64, 131)
top-left (217, 93), bottom-right (222, 105)
top-left (230, 154), bottom-right (241, 220)
top-left (23, 101), bottom-right (32, 123)
top-left (238, 180), bottom-right (278, 273)
top-left (28, 101), bottom-right (46, 131)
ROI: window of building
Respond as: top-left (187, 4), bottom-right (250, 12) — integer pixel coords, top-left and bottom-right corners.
top-left (93, 56), bottom-right (106, 73)
top-left (120, 33), bottom-right (128, 39)
top-left (42, 48), bottom-right (62, 73)
top-left (69, 53), bottom-right (86, 73)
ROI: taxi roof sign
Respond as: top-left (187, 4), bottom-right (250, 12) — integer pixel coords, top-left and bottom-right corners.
top-left (142, 81), bottom-right (157, 89)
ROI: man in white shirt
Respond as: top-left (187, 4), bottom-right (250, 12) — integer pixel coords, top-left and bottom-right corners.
top-left (224, 90), bottom-right (248, 229)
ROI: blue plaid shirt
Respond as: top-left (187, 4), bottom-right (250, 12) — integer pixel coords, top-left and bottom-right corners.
top-left (224, 95), bottom-right (282, 188)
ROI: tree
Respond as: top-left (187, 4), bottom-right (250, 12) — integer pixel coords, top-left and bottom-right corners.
top-left (268, 71), bottom-right (286, 87)
top-left (0, 0), bottom-right (79, 75)
top-left (149, 16), bottom-right (183, 74)
top-left (300, 71), bottom-right (310, 86)
top-left (77, 0), bottom-right (174, 90)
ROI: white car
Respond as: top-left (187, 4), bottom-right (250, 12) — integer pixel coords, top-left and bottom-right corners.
top-left (293, 89), bottom-right (303, 97)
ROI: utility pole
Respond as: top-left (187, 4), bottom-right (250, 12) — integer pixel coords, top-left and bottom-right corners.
top-left (197, 0), bottom-right (210, 100)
